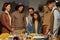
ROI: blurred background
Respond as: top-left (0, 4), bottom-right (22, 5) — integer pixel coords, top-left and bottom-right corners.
top-left (0, 0), bottom-right (60, 13)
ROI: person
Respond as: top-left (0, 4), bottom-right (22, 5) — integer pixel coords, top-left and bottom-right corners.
top-left (1, 2), bottom-right (14, 33)
top-left (43, 5), bottom-right (54, 35)
top-left (31, 11), bottom-right (42, 34)
top-left (12, 4), bottom-right (26, 34)
top-left (0, 16), bottom-right (2, 34)
top-left (46, 0), bottom-right (60, 39)
top-left (26, 8), bottom-right (34, 32)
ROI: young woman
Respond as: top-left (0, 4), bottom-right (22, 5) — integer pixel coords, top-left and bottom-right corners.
top-left (1, 2), bottom-right (14, 33)
top-left (31, 12), bottom-right (42, 34)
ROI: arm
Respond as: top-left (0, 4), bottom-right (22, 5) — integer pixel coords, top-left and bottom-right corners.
top-left (1, 13), bottom-right (12, 32)
top-left (49, 13), bottom-right (54, 33)
top-left (53, 10), bottom-right (60, 36)
top-left (11, 14), bottom-right (14, 28)
top-left (39, 23), bottom-right (43, 33)
top-left (23, 14), bottom-right (26, 29)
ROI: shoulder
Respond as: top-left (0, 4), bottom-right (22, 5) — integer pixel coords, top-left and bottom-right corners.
top-left (1, 12), bottom-right (7, 16)
top-left (54, 9), bottom-right (60, 14)
top-left (12, 11), bottom-right (17, 14)
top-left (49, 12), bottom-right (53, 15)
top-left (53, 7), bottom-right (60, 13)
top-left (43, 12), bottom-right (46, 15)
top-left (12, 11), bottom-right (18, 15)
top-left (1, 12), bottom-right (8, 19)
top-left (22, 13), bottom-right (26, 16)
top-left (43, 12), bottom-right (47, 16)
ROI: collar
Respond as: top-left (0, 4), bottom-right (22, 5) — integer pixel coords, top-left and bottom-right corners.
top-left (5, 10), bottom-right (9, 15)
top-left (52, 6), bottom-right (57, 12)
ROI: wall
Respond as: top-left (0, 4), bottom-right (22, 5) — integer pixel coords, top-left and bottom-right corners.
top-left (29, 0), bottom-right (46, 11)
top-left (0, 0), bottom-right (60, 12)
top-left (0, 0), bottom-right (46, 12)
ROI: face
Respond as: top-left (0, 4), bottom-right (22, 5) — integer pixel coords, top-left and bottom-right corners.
top-left (29, 9), bottom-right (34, 14)
top-left (6, 4), bottom-right (11, 12)
top-left (44, 6), bottom-right (49, 12)
top-left (34, 13), bottom-right (38, 20)
top-left (48, 2), bottom-right (55, 10)
top-left (18, 6), bottom-right (23, 12)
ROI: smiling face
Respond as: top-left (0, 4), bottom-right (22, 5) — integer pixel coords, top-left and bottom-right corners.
top-left (6, 4), bottom-right (11, 12)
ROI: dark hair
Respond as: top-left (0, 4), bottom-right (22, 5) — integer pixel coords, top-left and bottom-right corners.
top-left (2, 2), bottom-right (11, 11)
top-left (28, 7), bottom-right (34, 11)
top-left (32, 11), bottom-right (41, 23)
top-left (42, 4), bottom-right (47, 10)
top-left (46, 0), bottom-right (55, 5)
top-left (15, 4), bottom-right (24, 13)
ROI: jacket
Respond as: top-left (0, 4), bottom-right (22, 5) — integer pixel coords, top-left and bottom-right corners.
top-left (31, 21), bottom-right (42, 34)
top-left (1, 11), bottom-right (12, 33)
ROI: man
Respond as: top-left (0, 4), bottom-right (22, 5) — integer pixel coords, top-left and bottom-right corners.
top-left (46, 0), bottom-right (60, 39)
top-left (43, 5), bottom-right (53, 35)
top-left (12, 4), bottom-right (26, 33)
top-left (26, 8), bottom-right (34, 32)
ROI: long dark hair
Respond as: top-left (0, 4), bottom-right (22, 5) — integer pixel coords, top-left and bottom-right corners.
top-left (15, 4), bottom-right (24, 13)
top-left (2, 2), bottom-right (11, 11)
top-left (32, 11), bottom-right (41, 23)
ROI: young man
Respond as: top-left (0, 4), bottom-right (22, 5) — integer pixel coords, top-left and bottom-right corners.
top-left (46, 0), bottom-right (60, 38)
top-left (12, 4), bottom-right (26, 33)
top-left (26, 8), bottom-right (34, 32)
top-left (43, 5), bottom-right (53, 35)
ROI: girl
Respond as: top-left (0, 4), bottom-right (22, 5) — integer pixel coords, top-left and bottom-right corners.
top-left (31, 11), bottom-right (42, 34)
top-left (1, 2), bottom-right (14, 33)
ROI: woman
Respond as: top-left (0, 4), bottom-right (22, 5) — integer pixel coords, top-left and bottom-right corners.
top-left (31, 12), bottom-right (42, 34)
top-left (1, 2), bottom-right (14, 33)
top-left (43, 5), bottom-right (53, 35)
top-left (12, 4), bottom-right (26, 34)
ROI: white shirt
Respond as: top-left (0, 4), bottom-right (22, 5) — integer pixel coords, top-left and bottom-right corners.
top-left (26, 14), bottom-right (32, 26)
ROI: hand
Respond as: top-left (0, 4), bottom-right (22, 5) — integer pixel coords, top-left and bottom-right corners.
top-left (11, 28), bottom-right (14, 32)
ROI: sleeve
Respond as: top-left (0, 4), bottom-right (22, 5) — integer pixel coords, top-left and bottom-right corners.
top-left (11, 13), bottom-right (15, 28)
top-left (49, 13), bottom-right (54, 34)
top-left (23, 14), bottom-right (26, 29)
top-left (39, 22), bottom-right (43, 33)
top-left (53, 10), bottom-right (60, 28)
top-left (53, 10), bottom-right (60, 36)
top-left (26, 17), bottom-right (29, 27)
top-left (54, 10), bottom-right (60, 18)
top-left (42, 14), bottom-right (44, 25)
top-left (1, 13), bottom-right (12, 32)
